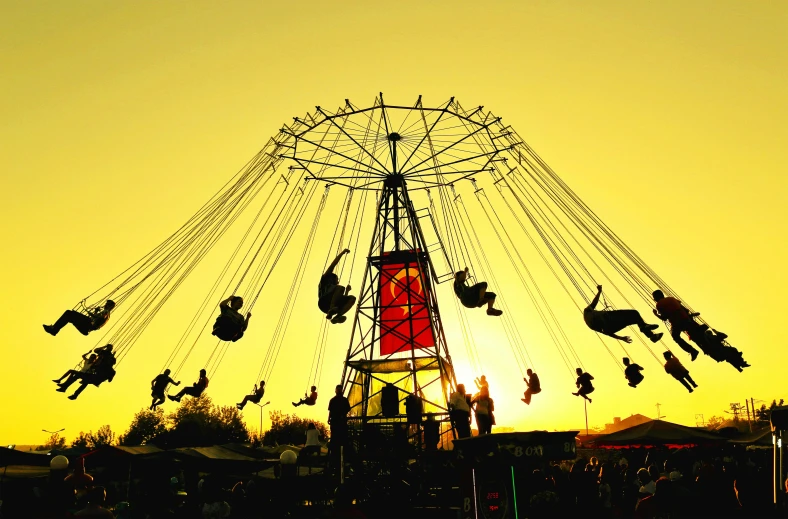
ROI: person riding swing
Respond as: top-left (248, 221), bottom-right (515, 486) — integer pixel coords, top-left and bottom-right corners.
top-left (651, 290), bottom-right (700, 360)
top-left (59, 345), bottom-right (117, 400)
top-left (583, 285), bottom-right (663, 344)
top-left (44, 300), bottom-right (116, 337)
top-left (573, 367), bottom-right (595, 402)
top-left (150, 369), bottom-right (180, 410)
top-left (211, 296), bottom-right (251, 342)
top-left (237, 381), bottom-right (265, 410)
top-left (53, 352), bottom-right (98, 388)
top-left (293, 386), bottom-right (318, 407)
top-left (623, 357), bottom-right (645, 388)
top-left (454, 268), bottom-right (502, 316)
top-left (663, 351), bottom-right (698, 393)
top-left (318, 249), bottom-right (356, 324)
top-left (168, 369), bottom-right (209, 402)
top-left (522, 368), bottom-right (541, 405)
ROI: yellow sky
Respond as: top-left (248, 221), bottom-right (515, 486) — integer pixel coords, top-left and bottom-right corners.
top-left (1, 0), bottom-right (787, 444)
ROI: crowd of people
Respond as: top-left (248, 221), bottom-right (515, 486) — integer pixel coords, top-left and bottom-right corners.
top-left (521, 448), bottom-right (779, 518)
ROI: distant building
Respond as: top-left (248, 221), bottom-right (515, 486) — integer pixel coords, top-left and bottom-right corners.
top-left (602, 414), bottom-right (652, 434)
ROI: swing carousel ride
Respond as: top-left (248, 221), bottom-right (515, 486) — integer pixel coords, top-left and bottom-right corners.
top-left (46, 94), bottom-right (749, 442)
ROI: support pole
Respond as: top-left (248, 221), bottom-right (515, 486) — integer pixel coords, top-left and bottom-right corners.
top-left (584, 399), bottom-right (589, 436)
top-left (746, 399), bottom-right (752, 433)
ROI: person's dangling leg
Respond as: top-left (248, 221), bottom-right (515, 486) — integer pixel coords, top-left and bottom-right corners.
top-left (57, 372), bottom-right (82, 392)
top-left (331, 295), bottom-right (357, 324)
top-left (68, 383), bottom-right (89, 400)
top-left (45, 310), bottom-right (92, 336)
top-left (53, 369), bottom-right (77, 384)
top-left (671, 326), bottom-right (699, 360)
top-left (685, 374), bottom-right (698, 388)
top-left (522, 388), bottom-right (533, 405)
top-left (676, 377), bottom-right (693, 392)
top-left (482, 290), bottom-right (502, 317)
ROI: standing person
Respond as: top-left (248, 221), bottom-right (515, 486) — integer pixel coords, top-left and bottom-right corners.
top-left (44, 300), bottom-right (116, 337)
top-left (449, 384), bottom-right (472, 439)
top-left (328, 385), bottom-right (351, 453)
top-left (211, 295), bottom-right (251, 342)
top-left (168, 369), bottom-right (209, 402)
top-left (522, 368), bottom-right (541, 404)
top-left (454, 267), bottom-right (503, 316)
top-left (652, 290), bottom-right (700, 360)
top-left (237, 381), bottom-right (265, 410)
top-left (318, 249), bottom-right (356, 324)
top-left (584, 286), bottom-right (662, 344)
top-left (573, 368), bottom-right (595, 402)
top-left (474, 375), bottom-right (489, 392)
top-left (150, 369), bottom-right (180, 410)
top-left (472, 386), bottom-right (494, 435)
top-left (663, 351), bottom-right (698, 393)
top-left (293, 386), bottom-right (318, 407)
top-left (623, 358), bottom-right (645, 388)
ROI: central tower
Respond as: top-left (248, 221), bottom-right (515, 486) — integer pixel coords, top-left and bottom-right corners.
top-left (341, 131), bottom-right (456, 441)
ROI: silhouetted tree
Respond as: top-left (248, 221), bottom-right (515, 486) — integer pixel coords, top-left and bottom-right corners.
top-left (71, 432), bottom-right (91, 449)
top-left (37, 433), bottom-right (66, 451)
top-left (69, 426), bottom-right (116, 449)
top-left (755, 399), bottom-right (785, 425)
top-left (163, 395), bottom-right (250, 447)
top-left (119, 409), bottom-right (167, 446)
top-left (706, 415), bottom-right (725, 430)
top-left (263, 410), bottom-right (328, 446)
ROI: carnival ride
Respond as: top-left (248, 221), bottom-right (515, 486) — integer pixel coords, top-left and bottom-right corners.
top-left (49, 94), bottom-right (749, 435)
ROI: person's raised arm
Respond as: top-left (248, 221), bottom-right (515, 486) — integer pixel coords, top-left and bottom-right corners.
top-left (171, 378), bottom-right (180, 386)
top-left (219, 296), bottom-right (234, 309)
top-left (325, 249), bottom-right (350, 275)
top-left (587, 285), bottom-right (603, 311)
top-left (457, 267), bottom-right (469, 283)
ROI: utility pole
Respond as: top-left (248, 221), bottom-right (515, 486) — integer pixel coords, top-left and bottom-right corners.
top-left (746, 400), bottom-right (753, 432)
top-left (655, 403), bottom-right (666, 420)
top-left (728, 402), bottom-right (745, 423)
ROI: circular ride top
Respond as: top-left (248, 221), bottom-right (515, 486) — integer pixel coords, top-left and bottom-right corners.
top-left (56, 94), bottom-right (748, 424)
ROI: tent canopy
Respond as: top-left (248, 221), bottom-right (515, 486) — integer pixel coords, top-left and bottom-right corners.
top-left (592, 419), bottom-right (726, 448)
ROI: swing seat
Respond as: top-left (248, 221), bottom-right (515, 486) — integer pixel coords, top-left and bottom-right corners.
top-left (212, 315), bottom-right (244, 342)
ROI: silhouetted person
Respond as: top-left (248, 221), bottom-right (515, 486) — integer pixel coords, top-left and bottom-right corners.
top-left (74, 485), bottom-right (114, 518)
top-left (573, 368), bottom-right (594, 402)
top-left (60, 345), bottom-right (117, 400)
top-left (44, 300), bottom-right (115, 337)
top-left (150, 369), bottom-right (180, 410)
top-left (318, 248), bottom-right (356, 324)
top-left (328, 385), bottom-right (351, 455)
top-left (522, 368), bottom-right (541, 404)
top-left (474, 374), bottom-right (489, 392)
top-left (300, 422), bottom-right (322, 458)
top-left (168, 369), bottom-right (208, 402)
top-left (584, 286), bottom-right (662, 344)
top-left (652, 290), bottom-right (700, 360)
top-left (449, 384), bottom-right (472, 439)
top-left (663, 351), bottom-right (697, 393)
top-left (454, 267), bottom-right (503, 316)
top-left (293, 385), bottom-right (318, 407)
top-left (472, 386), bottom-right (494, 435)
top-left (237, 380), bottom-right (265, 410)
top-left (211, 295), bottom-right (251, 341)
top-left (623, 357), bottom-right (645, 388)
top-left (53, 352), bottom-right (97, 387)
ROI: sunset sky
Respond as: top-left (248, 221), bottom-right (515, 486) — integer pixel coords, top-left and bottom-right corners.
top-left (1, 1), bottom-right (786, 445)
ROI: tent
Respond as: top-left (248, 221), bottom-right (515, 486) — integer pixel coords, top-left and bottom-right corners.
top-left (728, 428), bottom-right (773, 449)
top-left (591, 419), bottom-right (726, 448)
